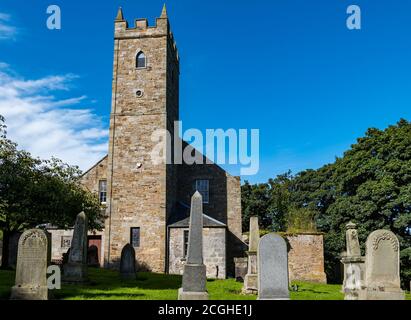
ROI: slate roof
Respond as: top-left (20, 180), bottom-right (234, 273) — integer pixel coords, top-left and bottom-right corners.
top-left (167, 201), bottom-right (226, 228)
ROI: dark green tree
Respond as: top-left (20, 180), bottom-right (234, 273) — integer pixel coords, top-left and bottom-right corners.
top-left (242, 119), bottom-right (411, 287)
top-left (0, 116), bottom-right (104, 269)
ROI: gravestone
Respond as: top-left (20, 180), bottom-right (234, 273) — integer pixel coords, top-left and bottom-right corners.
top-left (340, 222), bottom-right (365, 300)
top-left (257, 233), bottom-right (290, 300)
top-left (178, 191), bottom-right (209, 300)
top-left (234, 257), bottom-right (248, 282)
top-left (120, 244), bottom-right (136, 279)
top-left (360, 230), bottom-right (405, 300)
top-left (8, 232), bottom-right (22, 269)
top-left (87, 245), bottom-right (100, 267)
top-left (63, 212), bottom-right (88, 283)
top-left (10, 229), bottom-right (49, 300)
top-left (243, 216), bottom-right (259, 294)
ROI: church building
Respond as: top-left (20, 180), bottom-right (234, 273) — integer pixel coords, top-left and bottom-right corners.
top-left (79, 6), bottom-right (244, 278)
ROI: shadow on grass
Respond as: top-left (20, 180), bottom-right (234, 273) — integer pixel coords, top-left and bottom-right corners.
top-left (65, 292), bottom-right (146, 299)
top-left (53, 269), bottom-right (183, 300)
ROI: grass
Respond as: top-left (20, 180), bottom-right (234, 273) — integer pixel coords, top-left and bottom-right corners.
top-left (0, 268), bottom-right (410, 300)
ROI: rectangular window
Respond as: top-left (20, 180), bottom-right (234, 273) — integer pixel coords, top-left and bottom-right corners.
top-left (130, 227), bottom-right (140, 248)
top-left (183, 230), bottom-right (189, 258)
top-left (195, 180), bottom-right (209, 204)
top-left (99, 180), bottom-right (107, 204)
top-left (61, 236), bottom-right (71, 249)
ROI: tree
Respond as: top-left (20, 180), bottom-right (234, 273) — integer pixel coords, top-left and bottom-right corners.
top-left (0, 116), bottom-right (104, 268)
top-left (242, 119), bottom-right (411, 286)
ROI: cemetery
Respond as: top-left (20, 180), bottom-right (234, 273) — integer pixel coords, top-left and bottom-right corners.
top-left (0, 5), bottom-right (410, 303)
top-left (0, 193), bottom-right (410, 300)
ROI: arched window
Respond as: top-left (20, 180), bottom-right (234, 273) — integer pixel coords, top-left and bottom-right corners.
top-left (136, 51), bottom-right (146, 68)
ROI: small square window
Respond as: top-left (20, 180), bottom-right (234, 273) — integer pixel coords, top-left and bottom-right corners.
top-left (61, 236), bottom-right (71, 249)
top-left (130, 227), bottom-right (140, 248)
top-left (195, 180), bottom-right (209, 204)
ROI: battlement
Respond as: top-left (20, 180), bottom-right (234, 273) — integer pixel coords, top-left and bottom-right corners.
top-left (114, 6), bottom-right (178, 61)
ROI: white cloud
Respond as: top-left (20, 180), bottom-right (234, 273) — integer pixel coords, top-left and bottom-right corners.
top-left (0, 64), bottom-right (108, 171)
top-left (0, 13), bottom-right (17, 40)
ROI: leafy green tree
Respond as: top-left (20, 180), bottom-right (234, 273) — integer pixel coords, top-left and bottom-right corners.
top-left (242, 119), bottom-right (411, 287)
top-left (241, 181), bottom-right (272, 231)
top-left (0, 116), bottom-right (104, 269)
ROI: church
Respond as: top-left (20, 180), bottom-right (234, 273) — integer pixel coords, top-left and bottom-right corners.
top-left (79, 6), bottom-right (244, 279)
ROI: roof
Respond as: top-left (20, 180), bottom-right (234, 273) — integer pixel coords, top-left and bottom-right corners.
top-left (168, 201), bottom-right (226, 228)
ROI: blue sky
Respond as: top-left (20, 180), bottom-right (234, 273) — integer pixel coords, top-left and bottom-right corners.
top-left (0, 0), bottom-right (410, 183)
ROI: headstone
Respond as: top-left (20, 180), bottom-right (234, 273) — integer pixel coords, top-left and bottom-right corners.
top-left (178, 192), bottom-right (209, 300)
top-left (62, 248), bottom-right (70, 265)
top-left (243, 216), bottom-right (259, 294)
top-left (87, 245), bottom-right (100, 267)
top-left (340, 222), bottom-right (365, 300)
top-left (120, 244), bottom-right (136, 279)
top-left (63, 212), bottom-right (88, 282)
top-left (257, 233), bottom-right (290, 300)
top-left (346, 222), bottom-right (361, 256)
top-left (8, 232), bottom-right (22, 269)
top-left (360, 230), bottom-right (405, 300)
top-left (234, 257), bottom-right (248, 282)
top-left (10, 229), bottom-right (49, 300)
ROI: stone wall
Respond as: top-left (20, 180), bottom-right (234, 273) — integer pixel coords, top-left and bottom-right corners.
top-left (287, 233), bottom-right (327, 283)
top-left (177, 158), bottom-right (244, 276)
top-left (47, 229), bottom-right (105, 266)
top-left (104, 14), bottom-right (177, 273)
top-left (168, 227), bottom-right (226, 279)
top-left (81, 156), bottom-right (108, 194)
top-left (78, 11), bottom-right (243, 275)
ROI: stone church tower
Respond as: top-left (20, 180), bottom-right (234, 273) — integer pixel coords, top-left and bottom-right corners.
top-left (80, 7), bottom-right (244, 277)
top-left (105, 6), bottom-right (179, 272)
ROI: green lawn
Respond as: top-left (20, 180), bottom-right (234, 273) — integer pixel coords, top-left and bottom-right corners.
top-left (0, 268), bottom-right (409, 300)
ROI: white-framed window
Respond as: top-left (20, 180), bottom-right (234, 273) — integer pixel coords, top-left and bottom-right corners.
top-left (195, 180), bottom-right (209, 204)
top-left (183, 230), bottom-right (189, 258)
top-left (61, 236), bottom-right (71, 249)
top-left (99, 180), bottom-right (107, 204)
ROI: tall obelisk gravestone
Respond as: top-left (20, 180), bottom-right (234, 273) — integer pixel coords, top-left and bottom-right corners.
top-left (178, 192), bottom-right (209, 300)
top-left (243, 216), bottom-right (259, 294)
top-left (63, 212), bottom-right (88, 283)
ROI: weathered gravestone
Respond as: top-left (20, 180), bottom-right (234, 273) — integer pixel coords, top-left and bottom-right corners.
top-left (243, 216), bottom-right (259, 294)
top-left (359, 230), bottom-right (405, 300)
top-left (178, 191), bottom-right (209, 300)
top-left (10, 229), bottom-right (49, 300)
top-left (341, 222), bottom-right (365, 300)
top-left (87, 245), bottom-right (100, 267)
top-left (257, 233), bottom-right (290, 300)
top-left (120, 244), bottom-right (136, 279)
top-left (234, 257), bottom-right (248, 282)
top-left (63, 212), bottom-right (88, 283)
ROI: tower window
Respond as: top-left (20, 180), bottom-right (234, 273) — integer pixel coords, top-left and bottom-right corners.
top-left (195, 180), bottom-right (209, 204)
top-left (130, 227), bottom-right (140, 248)
top-left (183, 230), bottom-right (189, 257)
top-left (136, 52), bottom-right (146, 69)
top-left (99, 180), bottom-right (107, 204)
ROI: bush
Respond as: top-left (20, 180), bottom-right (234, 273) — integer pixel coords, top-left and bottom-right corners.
top-left (286, 207), bottom-right (317, 233)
